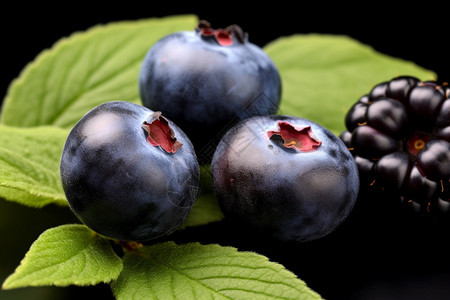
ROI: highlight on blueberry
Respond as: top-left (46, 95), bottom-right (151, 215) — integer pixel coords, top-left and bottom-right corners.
top-left (139, 20), bottom-right (282, 162)
top-left (340, 75), bottom-right (450, 215)
top-left (211, 115), bottom-right (360, 243)
top-left (60, 101), bottom-right (200, 242)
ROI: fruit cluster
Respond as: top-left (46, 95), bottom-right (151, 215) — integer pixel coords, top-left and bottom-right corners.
top-left (340, 76), bottom-right (450, 215)
top-left (61, 21), bottom-right (450, 246)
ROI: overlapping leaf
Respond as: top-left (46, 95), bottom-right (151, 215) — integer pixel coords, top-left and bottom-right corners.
top-left (0, 15), bottom-right (198, 129)
top-left (0, 14), bottom-right (436, 217)
top-left (0, 15), bottom-right (439, 299)
top-left (0, 125), bottom-right (68, 207)
top-left (265, 34), bottom-right (436, 134)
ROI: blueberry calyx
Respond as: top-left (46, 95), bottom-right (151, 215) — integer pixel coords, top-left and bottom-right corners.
top-left (115, 240), bottom-right (143, 252)
top-left (196, 20), bottom-right (246, 46)
top-left (142, 111), bottom-right (183, 154)
top-left (267, 121), bottom-right (322, 152)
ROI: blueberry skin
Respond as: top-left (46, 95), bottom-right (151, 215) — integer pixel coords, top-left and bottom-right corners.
top-left (211, 115), bottom-right (359, 243)
top-left (139, 24), bottom-right (282, 160)
top-left (60, 101), bottom-right (199, 242)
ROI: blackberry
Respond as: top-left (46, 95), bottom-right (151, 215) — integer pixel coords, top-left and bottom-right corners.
top-left (340, 76), bottom-right (450, 215)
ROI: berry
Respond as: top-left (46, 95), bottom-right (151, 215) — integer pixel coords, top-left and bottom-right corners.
top-left (340, 76), bottom-right (450, 215)
top-left (211, 115), bottom-right (359, 243)
top-left (60, 101), bottom-right (200, 242)
top-left (139, 20), bottom-right (282, 163)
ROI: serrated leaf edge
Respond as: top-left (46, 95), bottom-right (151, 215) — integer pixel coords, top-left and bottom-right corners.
top-left (2, 224), bottom-right (123, 289)
top-left (0, 14), bottom-right (198, 126)
top-left (0, 125), bottom-right (68, 207)
top-left (113, 241), bottom-right (323, 300)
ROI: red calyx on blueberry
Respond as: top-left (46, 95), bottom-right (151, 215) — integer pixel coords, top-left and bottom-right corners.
top-left (268, 121), bottom-right (322, 152)
top-left (211, 115), bottom-right (359, 243)
top-left (197, 20), bottom-right (246, 46)
top-left (60, 101), bottom-right (200, 242)
top-left (340, 75), bottom-right (450, 215)
top-left (138, 20), bottom-right (282, 163)
top-left (142, 111), bottom-right (183, 154)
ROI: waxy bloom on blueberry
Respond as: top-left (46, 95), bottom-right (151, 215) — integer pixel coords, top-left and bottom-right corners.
top-left (139, 20), bottom-right (282, 162)
top-left (60, 101), bottom-right (199, 242)
top-left (212, 115), bottom-right (359, 243)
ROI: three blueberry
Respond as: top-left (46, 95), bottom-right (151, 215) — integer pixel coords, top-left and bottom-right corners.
top-left (60, 101), bottom-right (199, 242)
top-left (139, 20), bottom-right (282, 162)
top-left (61, 20), bottom-right (366, 244)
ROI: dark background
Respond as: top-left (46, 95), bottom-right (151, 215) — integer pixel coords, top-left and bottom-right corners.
top-left (1, 3), bottom-right (449, 300)
top-left (1, 3), bottom-right (449, 102)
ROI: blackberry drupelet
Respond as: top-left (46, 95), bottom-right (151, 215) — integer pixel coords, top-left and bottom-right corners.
top-left (340, 76), bottom-right (450, 215)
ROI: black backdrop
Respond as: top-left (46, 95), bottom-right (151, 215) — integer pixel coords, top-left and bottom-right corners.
top-left (1, 3), bottom-right (449, 300)
top-left (1, 3), bottom-right (449, 102)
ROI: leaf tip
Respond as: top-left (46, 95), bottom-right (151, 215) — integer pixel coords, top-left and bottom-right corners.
top-left (1, 278), bottom-right (13, 290)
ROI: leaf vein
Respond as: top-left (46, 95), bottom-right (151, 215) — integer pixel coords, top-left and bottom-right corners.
top-left (144, 257), bottom-right (233, 300)
top-left (174, 252), bottom-right (265, 266)
top-left (10, 237), bottom-right (94, 284)
top-left (178, 262), bottom-right (286, 275)
top-left (197, 274), bottom-right (305, 292)
top-left (52, 38), bottom-right (91, 125)
top-left (0, 151), bottom-right (61, 194)
top-left (36, 46), bottom-right (60, 126)
top-left (47, 30), bottom-right (145, 126)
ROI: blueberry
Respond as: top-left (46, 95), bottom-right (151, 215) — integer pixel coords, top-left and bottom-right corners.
top-left (139, 20), bottom-right (282, 162)
top-left (340, 75), bottom-right (450, 215)
top-left (60, 101), bottom-right (199, 242)
top-left (211, 115), bottom-right (359, 243)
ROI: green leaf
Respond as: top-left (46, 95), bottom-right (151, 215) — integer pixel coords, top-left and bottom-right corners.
top-left (0, 125), bottom-right (68, 207)
top-left (111, 242), bottom-right (322, 300)
top-left (0, 15), bottom-right (198, 129)
top-left (181, 193), bottom-right (224, 229)
top-left (265, 34), bottom-right (437, 135)
top-left (182, 165), bottom-right (224, 229)
top-left (2, 224), bottom-right (122, 289)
